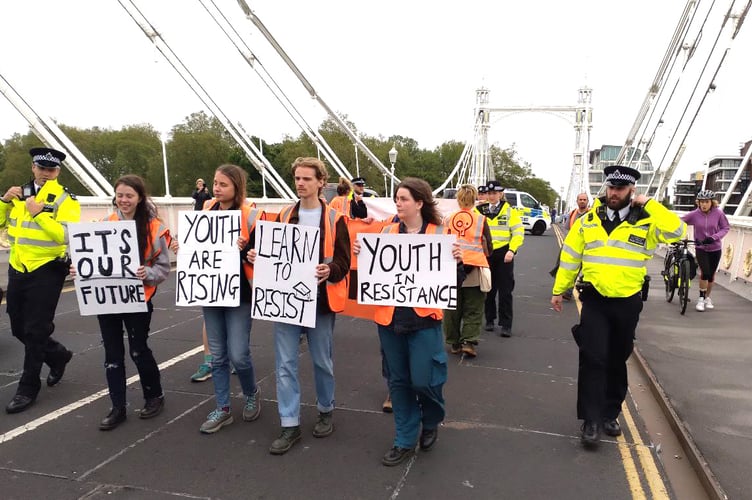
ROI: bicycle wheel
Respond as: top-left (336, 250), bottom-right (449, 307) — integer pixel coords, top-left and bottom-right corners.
top-left (663, 253), bottom-right (676, 302)
top-left (679, 258), bottom-right (691, 315)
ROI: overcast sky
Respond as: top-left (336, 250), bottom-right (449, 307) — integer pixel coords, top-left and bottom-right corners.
top-left (1, 0), bottom-right (750, 193)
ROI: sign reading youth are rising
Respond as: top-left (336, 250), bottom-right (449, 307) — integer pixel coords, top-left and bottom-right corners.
top-left (357, 233), bottom-right (458, 309)
top-left (70, 220), bottom-right (147, 316)
top-left (252, 220), bottom-right (319, 328)
top-left (176, 210), bottom-right (241, 307)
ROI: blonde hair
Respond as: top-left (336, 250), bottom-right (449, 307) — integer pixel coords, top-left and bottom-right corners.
top-left (456, 184), bottom-right (478, 209)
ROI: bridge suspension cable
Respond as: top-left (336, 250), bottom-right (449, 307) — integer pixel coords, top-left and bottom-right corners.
top-left (117, 0), bottom-right (297, 199)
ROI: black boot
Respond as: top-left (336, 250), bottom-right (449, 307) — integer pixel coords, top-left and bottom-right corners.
top-left (99, 407), bottom-right (127, 431)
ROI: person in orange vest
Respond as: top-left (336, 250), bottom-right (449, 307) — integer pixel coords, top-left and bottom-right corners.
top-left (353, 177), bottom-right (462, 466)
top-left (73, 175), bottom-right (171, 430)
top-left (194, 165), bottom-right (264, 434)
top-left (249, 157), bottom-right (350, 455)
top-left (443, 185), bottom-right (492, 357)
top-left (328, 177), bottom-right (352, 215)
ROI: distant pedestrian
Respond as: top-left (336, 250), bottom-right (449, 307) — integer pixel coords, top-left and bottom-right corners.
top-left (191, 178), bottom-right (212, 211)
top-left (551, 165), bottom-right (686, 448)
top-left (682, 190), bottom-right (730, 311)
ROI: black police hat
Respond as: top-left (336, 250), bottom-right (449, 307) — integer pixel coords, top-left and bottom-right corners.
top-left (486, 180), bottom-right (505, 192)
top-left (30, 147), bottom-right (66, 168)
top-left (478, 185), bottom-right (488, 193)
top-left (351, 177), bottom-right (366, 185)
top-left (603, 165), bottom-right (640, 186)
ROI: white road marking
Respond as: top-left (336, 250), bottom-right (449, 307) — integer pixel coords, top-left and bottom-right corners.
top-left (0, 345), bottom-right (204, 445)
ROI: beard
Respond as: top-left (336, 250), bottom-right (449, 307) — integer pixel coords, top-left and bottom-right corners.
top-left (606, 193), bottom-right (631, 211)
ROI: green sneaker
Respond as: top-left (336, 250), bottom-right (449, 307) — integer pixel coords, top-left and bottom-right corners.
top-left (190, 363), bottom-right (212, 383)
top-left (312, 411), bottom-right (334, 438)
top-left (269, 426), bottom-right (301, 455)
top-left (199, 409), bottom-right (233, 434)
top-left (242, 388), bottom-right (261, 422)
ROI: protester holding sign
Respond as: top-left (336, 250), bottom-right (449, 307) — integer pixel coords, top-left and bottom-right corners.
top-left (197, 164), bottom-right (264, 434)
top-left (249, 157), bottom-right (350, 455)
top-left (443, 185), bottom-right (492, 358)
top-left (79, 175), bottom-right (170, 430)
top-left (353, 177), bottom-right (462, 467)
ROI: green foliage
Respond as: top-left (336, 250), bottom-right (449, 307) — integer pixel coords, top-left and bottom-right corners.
top-left (0, 112), bottom-right (556, 202)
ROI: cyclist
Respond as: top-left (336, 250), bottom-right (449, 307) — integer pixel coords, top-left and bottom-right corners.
top-left (681, 190), bottom-right (730, 311)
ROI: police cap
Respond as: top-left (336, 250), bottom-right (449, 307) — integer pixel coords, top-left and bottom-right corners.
top-left (30, 147), bottom-right (66, 169)
top-left (603, 165), bottom-right (640, 186)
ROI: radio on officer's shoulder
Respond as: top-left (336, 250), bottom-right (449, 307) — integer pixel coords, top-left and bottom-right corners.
top-left (18, 182), bottom-right (35, 201)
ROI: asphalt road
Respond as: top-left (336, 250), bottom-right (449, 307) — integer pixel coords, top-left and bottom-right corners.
top-left (0, 233), bottom-right (689, 500)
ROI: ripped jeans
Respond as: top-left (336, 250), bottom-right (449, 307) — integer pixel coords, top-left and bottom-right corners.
top-left (98, 301), bottom-right (162, 409)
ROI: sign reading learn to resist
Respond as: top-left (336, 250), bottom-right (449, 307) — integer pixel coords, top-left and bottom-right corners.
top-left (252, 220), bottom-right (319, 328)
top-left (70, 220), bottom-right (146, 316)
top-left (176, 210), bottom-right (241, 307)
top-left (357, 233), bottom-right (458, 309)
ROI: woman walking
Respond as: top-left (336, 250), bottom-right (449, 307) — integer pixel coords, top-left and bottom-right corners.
top-left (96, 175), bottom-right (170, 430)
top-left (354, 177), bottom-right (462, 466)
top-left (682, 190), bottom-right (730, 311)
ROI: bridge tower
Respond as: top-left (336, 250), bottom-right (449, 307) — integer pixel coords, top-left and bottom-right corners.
top-left (465, 86), bottom-right (593, 210)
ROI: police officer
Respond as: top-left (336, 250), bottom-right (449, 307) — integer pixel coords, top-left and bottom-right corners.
top-left (551, 165), bottom-right (686, 447)
top-left (478, 180), bottom-right (524, 337)
top-left (1, 147), bottom-right (81, 413)
top-left (349, 177), bottom-right (373, 221)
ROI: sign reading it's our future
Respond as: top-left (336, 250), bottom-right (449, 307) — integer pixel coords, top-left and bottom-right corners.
top-left (176, 210), bottom-right (241, 307)
top-left (70, 220), bottom-right (147, 316)
top-left (252, 220), bottom-right (319, 328)
top-left (357, 233), bottom-right (458, 309)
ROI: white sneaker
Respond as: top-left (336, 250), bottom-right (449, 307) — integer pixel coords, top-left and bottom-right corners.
top-left (704, 297), bottom-right (714, 309)
top-left (695, 297), bottom-right (705, 312)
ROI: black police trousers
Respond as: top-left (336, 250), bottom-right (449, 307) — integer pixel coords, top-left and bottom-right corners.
top-left (7, 260), bottom-right (69, 398)
top-left (485, 246), bottom-right (515, 329)
top-left (572, 288), bottom-right (643, 423)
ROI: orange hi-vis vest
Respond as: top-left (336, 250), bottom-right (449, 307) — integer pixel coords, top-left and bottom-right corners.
top-left (204, 200), bottom-right (264, 283)
top-left (329, 195), bottom-right (349, 217)
top-left (446, 209), bottom-right (488, 268)
top-left (279, 203), bottom-right (348, 313)
top-left (106, 213), bottom-right (168, 302)
top-left (373, 223), bottom-right (446, 326)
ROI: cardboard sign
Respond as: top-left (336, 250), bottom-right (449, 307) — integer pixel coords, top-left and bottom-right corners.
top-left (252, 220), bottom-right (319, 327)
top-left (357, 233), bottom-right (458, 309)
top-left (175, 210), bottom-right (241, 307)
top-left (70, 220), bottom-right (147, 315)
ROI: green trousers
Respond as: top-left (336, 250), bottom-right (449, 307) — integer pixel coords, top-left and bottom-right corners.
top-left (443, 286), bottom-right (486, 345)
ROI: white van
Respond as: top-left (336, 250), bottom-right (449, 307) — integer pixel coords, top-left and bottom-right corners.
top-left (502, 190), bottom-right (551, 235)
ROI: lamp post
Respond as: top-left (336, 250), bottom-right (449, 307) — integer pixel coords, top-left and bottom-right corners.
top-left (160, 132), bottom-right (171, 198)
top-left (388, 145), bottom-right (398, 198)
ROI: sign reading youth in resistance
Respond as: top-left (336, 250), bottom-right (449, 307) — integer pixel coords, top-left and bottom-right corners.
top-left (70, 220), bottom-right (147, 315)
top-left (176, 210), bottom-right (241, 307)
top-left (357, 233), bottom-right (458, 309)
top-left (252, 220), bottom-right (319, 328)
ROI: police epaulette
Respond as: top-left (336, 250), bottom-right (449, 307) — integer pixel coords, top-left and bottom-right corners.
top-left (64, 187), bottom-right (77, 200)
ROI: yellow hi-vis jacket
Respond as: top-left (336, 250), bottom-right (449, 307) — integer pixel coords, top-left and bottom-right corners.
top-left (478, 201), bottom-right (524, 253)
top-left (553, 197), bottom-right (686, 298)
top-left (0, 179), bottom-right (81, 273)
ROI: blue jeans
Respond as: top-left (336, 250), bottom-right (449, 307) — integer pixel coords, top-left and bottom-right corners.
top-left (203, 305), bottom-right (256, 409)
top-left (274, 312), bottom-right (335, 427)
top-left (378, 324), bottom-right (447, 449)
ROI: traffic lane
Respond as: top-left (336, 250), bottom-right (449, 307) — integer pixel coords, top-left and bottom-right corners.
top-left (638, 257), bottom-right (752, 500)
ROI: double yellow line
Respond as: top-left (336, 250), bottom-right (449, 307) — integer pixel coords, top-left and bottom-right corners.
top-left (552, 224), bottom-right (668, 499)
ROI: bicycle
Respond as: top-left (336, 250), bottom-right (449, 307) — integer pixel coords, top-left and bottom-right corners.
top-left (661, 239), bottom-right (695, 315)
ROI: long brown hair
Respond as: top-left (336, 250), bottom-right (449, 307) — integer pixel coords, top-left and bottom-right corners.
top-left (113, 175), bottom-right (153, 264)
top-left (395, 177), bottom-right (442, 225)
top-left (215, 164), bottom-right (247, 208)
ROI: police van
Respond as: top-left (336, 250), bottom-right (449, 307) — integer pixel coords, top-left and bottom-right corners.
top-left (502, 190), bottom-right (551, 236)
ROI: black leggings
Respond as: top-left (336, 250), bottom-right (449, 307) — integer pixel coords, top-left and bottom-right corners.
top-left (695, 249), bottom-right (721, 282)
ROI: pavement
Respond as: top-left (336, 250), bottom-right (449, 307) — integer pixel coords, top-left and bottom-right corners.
top-left (0, 229), bottom-right (747, 499)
